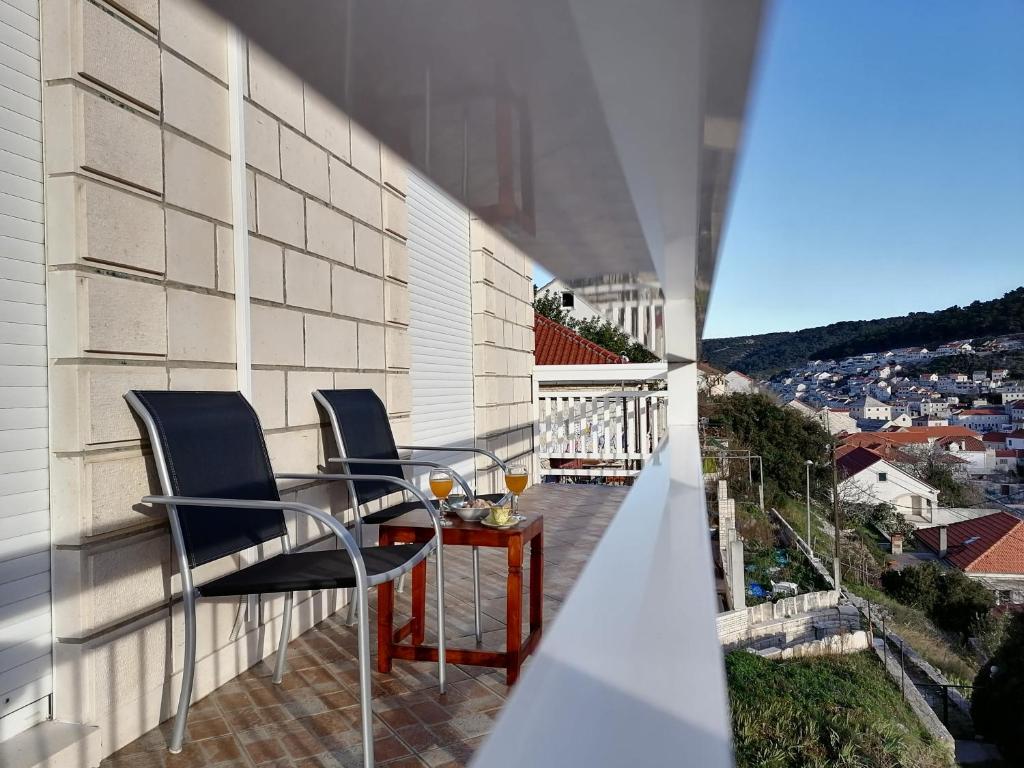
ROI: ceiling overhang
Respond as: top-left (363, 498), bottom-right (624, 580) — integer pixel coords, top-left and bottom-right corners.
top-left (201, 0), bottom-right (768, 337)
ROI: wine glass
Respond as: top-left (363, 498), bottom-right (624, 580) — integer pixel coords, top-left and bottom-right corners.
top-left (504, 464), bottom-right (528, 521)
top-left (429, 469), bottom-right (454, 526)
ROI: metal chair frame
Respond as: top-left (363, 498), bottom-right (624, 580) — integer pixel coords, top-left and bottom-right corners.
top-left (313, 391), bottom-right (511, 643)
top-left (126, 392), bottom-right (446, 768)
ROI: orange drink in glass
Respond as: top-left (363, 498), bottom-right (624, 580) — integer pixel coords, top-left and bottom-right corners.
top-left (504, 465), bottom-right (528, 519)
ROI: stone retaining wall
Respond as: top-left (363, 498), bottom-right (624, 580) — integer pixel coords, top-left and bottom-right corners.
top-left (754, 630), bottom-right (870, 659)
top-left (717, 591), bottom-right (861, 651)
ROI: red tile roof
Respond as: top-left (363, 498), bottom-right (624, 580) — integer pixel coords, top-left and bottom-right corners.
top-left (983, 432), bottom-right (1009, 443)
top-left (937, 435), bottom-right (986, 451)
top-left (836, 446), bottom-right (883, 478)
top-left (916, 512), bottom-right (1024, 574)
top-left (533, 313), bottom-right (625, 366)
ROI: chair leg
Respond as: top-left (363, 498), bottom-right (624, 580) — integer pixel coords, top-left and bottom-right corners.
top-left (472, 546), bottom-right (482, 645)
top-left (273, 591), bottom-right (294, 684)
top-left (169, 589), bottom-right (198, 754)
top-left (345, 588), bottom-right (358, 626)
top-left (435, 545), bottom-right (447, 694)
top-left (355, 585), bottom-right (375, 768)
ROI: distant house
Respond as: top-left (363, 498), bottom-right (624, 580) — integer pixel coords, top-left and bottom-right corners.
top-left (698, 362), bottom-right (726, 396)
top-left (1011, 400), bottom-right (1024, 426)
top-left (936, 435), bottom-right (994, 476)
top-left (916, 513), bottom-right (1024, 604)
top-left (952, 407), bottom-right (1011, 433)
top-left (817, 407), bottom-right (859, 436)
top-left (912, 413), bottom-right (949, 427)
top-left (983, 432), bottom-right (1009, 450)
top-left (785, 399), bottom-right (817, 418)
top-left (836, 446), bottom-right (940, 521)
top-left (1008, 429), bottom-right (1024, 451)
top-left (850, 395), bottom-right (892, 422)
top-left (994, 450), bottom-right (1024, 473)
top-left (724, 370), bottom-right (759, 395)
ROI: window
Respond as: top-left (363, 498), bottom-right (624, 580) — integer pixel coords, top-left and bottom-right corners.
top-left (878, 472), bottom-right (888, 482)
top-left (561, 291), bottom-right (575, 308)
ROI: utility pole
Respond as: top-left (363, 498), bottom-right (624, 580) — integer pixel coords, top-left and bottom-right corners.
top-left (805, 459), bottom-right (814, 558)
top-left (823, 408), bottom-right (841, 589)
top-left (830, 439), bottom-right (842, 590)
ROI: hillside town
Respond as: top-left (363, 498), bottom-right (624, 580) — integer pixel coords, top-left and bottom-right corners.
top-left (701, 334), bottom-right (1024, 479)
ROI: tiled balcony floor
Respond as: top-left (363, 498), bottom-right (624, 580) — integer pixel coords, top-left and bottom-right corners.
top-left (101, 484), bottom-right (627, 768)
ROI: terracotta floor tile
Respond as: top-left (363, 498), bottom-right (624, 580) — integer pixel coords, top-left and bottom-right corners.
top-left (97, 486), bottom-right (623, 768)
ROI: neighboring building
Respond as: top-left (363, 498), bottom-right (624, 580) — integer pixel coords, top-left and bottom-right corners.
top-left (567, 272), bottom-right (666, 357)
top-left (536, 277), bottom-right (619, 326)
top-left (1011, 400), bottom-right (1024, 426)
top-left (836, 447), bottom-right (941, 520)
top-left (995, 450), bottom-right (1024, 473)
top-left (917, 513), bottom-right (1024, 604)
top-left (534, 313), bottom-right (625, 366)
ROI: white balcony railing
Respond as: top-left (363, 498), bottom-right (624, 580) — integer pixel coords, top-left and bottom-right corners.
top-left (535, 363), bottom-right (668, 477)
top-left (538, 390), bottom-right (668, 475)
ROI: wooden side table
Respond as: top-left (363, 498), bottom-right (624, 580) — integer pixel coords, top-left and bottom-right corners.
top-left (377, 509), bottom-right (544, 685)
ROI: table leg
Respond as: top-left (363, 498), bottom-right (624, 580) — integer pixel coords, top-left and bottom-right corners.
top-left (411, 558), bottom-right (427, 645)
top-left (472, 546), bottom-right (482, 645)
top-left (530, 532), bottom-right (544, 635)
top-left (506, 537), bottom-right (523, 685)
top-left (377, 578), bottom-right (394, 673)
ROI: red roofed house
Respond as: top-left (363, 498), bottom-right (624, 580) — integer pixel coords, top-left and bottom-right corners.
top-left (916, 512), bottom-right (1024, 604)
top-left (836, 446), bottom-right (940, 521)
top-left (983, 432), bottom-right (1009, 450)
top-left (534, 313), bottom-right (625, 366)
top-left (1006, 429), bottom-right (1024, 450)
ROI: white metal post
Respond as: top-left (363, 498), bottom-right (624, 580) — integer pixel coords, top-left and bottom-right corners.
top-left (227, 29), bottom-right (252, 399)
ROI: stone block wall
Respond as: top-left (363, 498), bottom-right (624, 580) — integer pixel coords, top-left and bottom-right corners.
top-left (242, 34), bottom-right (411, 474)
top-left (40, 0), bottom-right (413, 756)
top-left (469, 217), bottom-right (534, 492)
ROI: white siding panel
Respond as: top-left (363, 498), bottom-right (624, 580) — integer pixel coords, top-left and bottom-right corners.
top-left (0, 407), bottom-right (45, 430)
top-left (0, 322), bottom-right (45, 345)
top-left (407, 171), bottom-right (477, 487)
top-left (0, 0), bottom-right (48, 734)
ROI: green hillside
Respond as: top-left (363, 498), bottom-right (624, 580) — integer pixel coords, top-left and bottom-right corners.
top-left (702, 287), bottom-right (1024, 377)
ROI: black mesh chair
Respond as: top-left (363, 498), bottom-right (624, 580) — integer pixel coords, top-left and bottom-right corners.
top-left (125, 390), bottom-right (447, 768)
top-left (313, 389), bottom-right (509, 642)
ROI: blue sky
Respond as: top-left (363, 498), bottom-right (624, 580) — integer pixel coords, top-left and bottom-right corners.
top-left (703, 0), bottom-right (1024, 338)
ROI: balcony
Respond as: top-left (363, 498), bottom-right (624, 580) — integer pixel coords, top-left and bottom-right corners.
top-left (99, 484), bottom-right (628, 768)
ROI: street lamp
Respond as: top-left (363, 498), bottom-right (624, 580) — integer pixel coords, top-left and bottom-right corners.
top-left (805, 460), bottom-right (814, 558)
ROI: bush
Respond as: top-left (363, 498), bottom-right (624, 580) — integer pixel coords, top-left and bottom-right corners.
top-left (881, 562), bottom-right (994, 639)
top-left (972, 614), bottom-right (1024, 764)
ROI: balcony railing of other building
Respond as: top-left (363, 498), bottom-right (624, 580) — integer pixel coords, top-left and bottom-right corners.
top-left (534, 363), bottom-right (667, 479)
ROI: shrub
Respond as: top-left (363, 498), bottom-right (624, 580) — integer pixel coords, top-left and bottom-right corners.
top-left (881, 562), bottom-right (994, 639)
top-left (972, 614), bottom-right (1024, 764)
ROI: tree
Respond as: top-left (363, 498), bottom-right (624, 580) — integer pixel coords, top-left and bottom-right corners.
top-left (972, 614), bottom-right (1024, 764)
top-left (533, 289), bottom-right (572, 325)
top-left (701, 393), bottom-right (832, 503)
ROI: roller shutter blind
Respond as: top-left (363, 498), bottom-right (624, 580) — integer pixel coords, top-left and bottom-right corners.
top-left (0, 0), bottom-right (51, 740)
top-left (406, 171), bottom-right (477, 488)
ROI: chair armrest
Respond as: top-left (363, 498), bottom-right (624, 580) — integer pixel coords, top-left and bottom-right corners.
top-left (397, 445), bottom-right (509, 472)
top-left (141, 495), bottom-right (365, 574)
top-left (273, 473), bottom-right (444, 532)
top-left (325, 457), bottom-right (474, 498)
